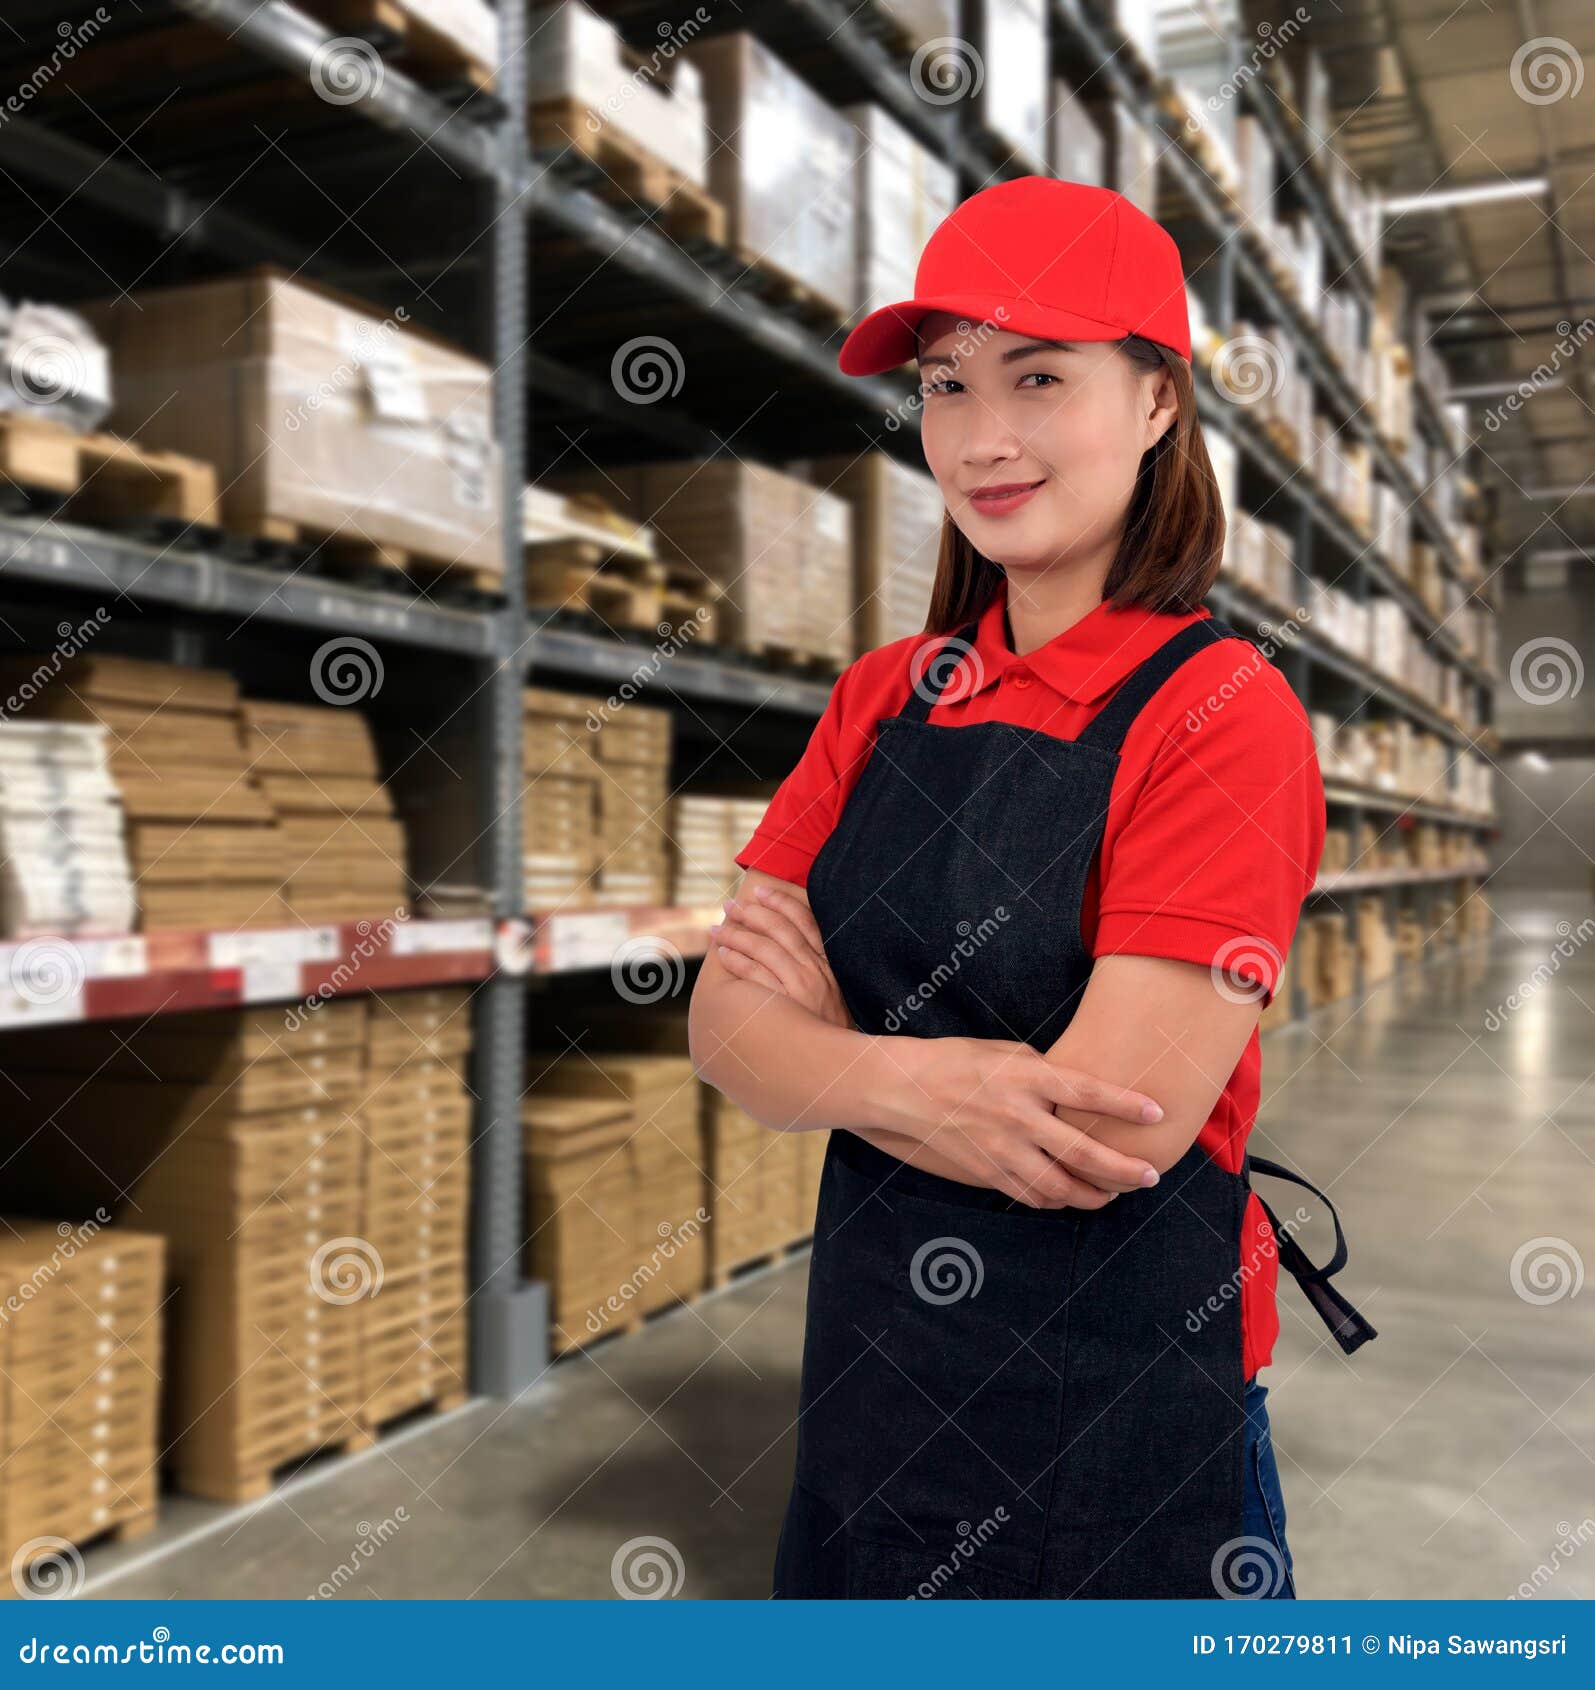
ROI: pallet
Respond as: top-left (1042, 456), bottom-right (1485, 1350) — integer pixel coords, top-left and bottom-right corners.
top-left (549, 1309), bottom-right (641, 1360)
top-left (237, 517), bottom-right (505, 602)
top-left (353, 1385), bottom-right (468, 1440)
top-left (532, 97), bottom-right (725, 247)
top-left (708, 1234), bottom-right (812, 1293)
top-left (659, 564), bottom-right (723, 644)
top-left (0, 414), bottom-right (218, 534)
top-left (299, 0), bottom-right (496, 104)
top-left (178, 1425), bottom-right (369, 1506)
top-left (4, 1512), bottom-right (157, 1597)
top-left (731, 248), bottom-right (850, 331)
top-left (744, 641), bottom-right (844, 679)
top-left (525, 541), bottom-right (667, 631)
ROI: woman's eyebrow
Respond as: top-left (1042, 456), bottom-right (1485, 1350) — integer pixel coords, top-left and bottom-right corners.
top-left (917, 341), bottom-right (1078, 371)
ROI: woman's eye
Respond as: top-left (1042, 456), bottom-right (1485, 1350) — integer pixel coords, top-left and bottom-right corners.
top-left (924, 377), bottom-right (961, 397)
top-left (1019, 371), bottom-right (1059, 389)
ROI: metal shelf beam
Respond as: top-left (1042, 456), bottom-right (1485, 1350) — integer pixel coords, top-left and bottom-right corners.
top-left (173, 0), bottom-right (501, 181)
top-left (0, 520), bottom-right (498, 655)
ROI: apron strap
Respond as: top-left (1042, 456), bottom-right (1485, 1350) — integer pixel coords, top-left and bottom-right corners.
top-left (1247, 1154), bottom-right (1379, 1356)
top-left (1074, 616), bottom-right (1247, 755)
top-left (894, 621), bottom-right (982, 724)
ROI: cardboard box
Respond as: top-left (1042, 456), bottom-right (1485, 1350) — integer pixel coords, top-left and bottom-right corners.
top-left (82, 271), bottom-right (504, 576)
top-left (683, 33), bottom-right (856, 313)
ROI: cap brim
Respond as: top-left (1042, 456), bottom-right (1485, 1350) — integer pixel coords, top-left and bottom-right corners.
top-left (836, 293), bottom-right (1165, 377)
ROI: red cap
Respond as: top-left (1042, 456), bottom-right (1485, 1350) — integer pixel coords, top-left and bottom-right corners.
top-left (837, 176), bottom-right (1191, 376)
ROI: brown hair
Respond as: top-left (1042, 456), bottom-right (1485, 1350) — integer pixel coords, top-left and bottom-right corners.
top-left (922, 336), bottom-right (1226, 635)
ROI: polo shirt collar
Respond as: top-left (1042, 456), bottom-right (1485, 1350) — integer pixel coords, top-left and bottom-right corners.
top-left (958, 576), bottom-right (1212, 705)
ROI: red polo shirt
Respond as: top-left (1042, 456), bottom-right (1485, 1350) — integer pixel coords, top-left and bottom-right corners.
top-left (733, 576), bottom-right (1326, 1379)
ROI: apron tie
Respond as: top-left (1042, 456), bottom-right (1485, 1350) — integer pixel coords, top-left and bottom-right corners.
top-left (1247, 1155), bottom-right (1379, 1356)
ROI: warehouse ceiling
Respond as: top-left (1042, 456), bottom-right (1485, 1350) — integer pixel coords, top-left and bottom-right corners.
top-left (1318, 0), bottom-right (1595, 573)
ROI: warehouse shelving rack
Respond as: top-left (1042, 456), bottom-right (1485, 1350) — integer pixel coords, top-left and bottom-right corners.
top-left (0, 0), bottom-right (1499, 1502)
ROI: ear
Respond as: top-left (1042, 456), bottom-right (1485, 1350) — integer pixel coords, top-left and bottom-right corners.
top-left (1143, 363), bottom-right (1179, 451)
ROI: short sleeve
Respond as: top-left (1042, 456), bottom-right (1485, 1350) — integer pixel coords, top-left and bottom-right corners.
top-left (732, 663), bottom-right (863, 890)
top-left (1093, 657), bottom-right (1325, 1006)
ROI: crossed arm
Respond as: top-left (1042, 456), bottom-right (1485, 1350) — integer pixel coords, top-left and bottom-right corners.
top-left (686, 866), bottom-right (1266, 1209)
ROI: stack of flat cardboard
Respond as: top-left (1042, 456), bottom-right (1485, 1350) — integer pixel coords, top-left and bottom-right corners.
top-left (796, 453), bottom-right (944, 654)
top-left (669, 795), bottom-right (770, 905)
top-left (591, 705), bottom-right (671, 907)
top-left (0, 656), bottom-right (286, 930)
top-left (241, 699), bottom-right (410, 923)
top-left (522, 685), bottom-right (602, 908)
top-left (546, 459), bottom-right (852, 666)
top-left (530, 1054), bottom-right (704, 1318)
top-left (0, 1221), bottom-right (164, 1571)
top-left (0, 721), bottom-right (135, 935)
top-left (355, 989), bottom-right (472, 1428)
top-left (522, 1094), bottom-right (638, 1354)
top-left (6, 1002), bottom-right (369, 1502)
top-left (702, 1093), bottom-right (822, 1284)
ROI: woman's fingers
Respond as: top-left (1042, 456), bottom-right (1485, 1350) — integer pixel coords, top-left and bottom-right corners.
top-left (714, 944), bottom-right (786, 994)
top-left (1030, 1114), bottom-right (1160, 1191)
top-left (1030, 1060), bottom-right (1165, 1126)
top-left (724, 896), bottom-right (823, 966)
top-left (749, 884), bottom-right (828, 958)
top-left (711, 920), bottom-right (806, 991)
top-left (1005, 1148), bottom-right (1119, 1211)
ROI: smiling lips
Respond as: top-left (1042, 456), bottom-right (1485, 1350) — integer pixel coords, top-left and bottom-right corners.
top-left (968, 478), bottom-right (1045, 517)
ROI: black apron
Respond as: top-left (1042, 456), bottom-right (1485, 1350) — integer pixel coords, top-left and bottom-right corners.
top-left (773, 612), bottom-right (1375, 1600)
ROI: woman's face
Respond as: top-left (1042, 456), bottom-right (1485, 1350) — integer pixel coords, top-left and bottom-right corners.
top-left (915, 314), bottom-right (1177, 578)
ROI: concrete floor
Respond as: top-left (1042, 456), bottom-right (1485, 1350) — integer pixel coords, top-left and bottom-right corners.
top-left (84, 888), bottom-right (1595, 1601)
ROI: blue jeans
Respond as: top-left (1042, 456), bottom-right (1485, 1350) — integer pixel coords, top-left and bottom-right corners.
top-left (1240, 1376), bottom-right (1297, 1598)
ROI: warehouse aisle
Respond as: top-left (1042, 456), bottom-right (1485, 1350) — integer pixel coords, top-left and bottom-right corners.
top-left (85, 890), bottom-right (1594, 1601)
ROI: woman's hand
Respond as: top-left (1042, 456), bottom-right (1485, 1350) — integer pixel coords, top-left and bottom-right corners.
top-left (707, 882), bottom-right (1165, 1210)
top-left (709, 884), bottom-right (856, 1031)
top-left (857, 1034), bottom-right (1164, 1211)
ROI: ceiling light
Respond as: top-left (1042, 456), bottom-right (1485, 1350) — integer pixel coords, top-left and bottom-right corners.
top-left (1380, 178), bottom-right (1549, 217)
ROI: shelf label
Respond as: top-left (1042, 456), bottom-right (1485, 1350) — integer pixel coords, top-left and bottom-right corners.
top-left (78, 936), bottom-right (147, 979)
top-left (546, 911), bottom-right (630, 973)
top-left (209, 928), bottom-right (308, 969)
top-left (242, 961), bottom-right (303, 1004)
top-left (390, 918), bottom-right (493, 957)
top-left (299, 926), bottom-right (341, 964)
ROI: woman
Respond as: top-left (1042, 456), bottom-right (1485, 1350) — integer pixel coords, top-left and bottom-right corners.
top-left (686, 177), bottom-right (1374, 1601)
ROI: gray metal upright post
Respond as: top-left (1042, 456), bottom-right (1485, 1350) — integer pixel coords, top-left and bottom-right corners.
top-left (469, 0), bottom-right (546, 1398)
